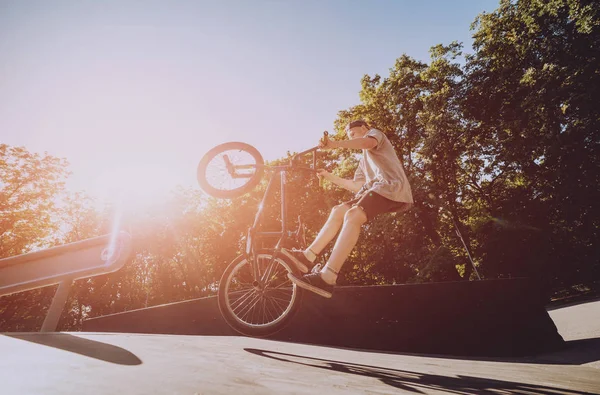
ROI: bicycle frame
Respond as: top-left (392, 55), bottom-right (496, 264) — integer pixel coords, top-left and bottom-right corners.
top-left (240, 147), bottom-right (320, 286)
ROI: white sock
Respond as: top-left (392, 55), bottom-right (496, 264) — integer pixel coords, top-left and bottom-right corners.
top-left (320, 267), bottom-right (337, 285)
top-left (303, 249), bottom-right (317, 263)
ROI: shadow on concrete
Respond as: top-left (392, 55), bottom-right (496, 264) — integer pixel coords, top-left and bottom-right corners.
top-left (245, 348), bottom-right (596, 395)
top-left (5, 333), bottom-right (142, 366)
top-left (306, 337), bottom-right (600, 367)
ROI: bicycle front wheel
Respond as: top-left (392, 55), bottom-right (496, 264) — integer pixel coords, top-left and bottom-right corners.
top-left (218, 253), bottom-right (303, 337)
top-left (197, 142), bottom-right (264, 199)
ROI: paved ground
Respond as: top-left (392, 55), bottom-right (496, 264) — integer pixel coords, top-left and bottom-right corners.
top-left (2, 300), bottom-right (599, 394)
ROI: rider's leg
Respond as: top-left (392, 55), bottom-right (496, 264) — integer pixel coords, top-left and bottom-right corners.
top-left (282, 203), bottom-right (350, 273)
top-left (305, 203), bottom-right (350, 259)
top-left (288, 193), bottom-right (411, 298)
top-left (320, 206), bottom-right (367, 285)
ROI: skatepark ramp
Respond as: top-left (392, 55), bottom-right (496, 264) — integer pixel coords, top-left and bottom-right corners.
top-left (83, 278), bottom-right (564, 357)
top-left (0, 231), bottom-right (132, 332)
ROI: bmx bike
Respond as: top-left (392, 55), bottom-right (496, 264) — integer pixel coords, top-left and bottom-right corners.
top-left (196, 133), bottom-right (328, 337)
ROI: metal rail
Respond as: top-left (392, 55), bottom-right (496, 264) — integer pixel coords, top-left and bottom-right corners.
top-left (0, 231), bottom-right (132, 332)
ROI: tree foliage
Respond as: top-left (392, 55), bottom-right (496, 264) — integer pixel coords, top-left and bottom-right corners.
top-left (1, 0), bottom-right (598, 331)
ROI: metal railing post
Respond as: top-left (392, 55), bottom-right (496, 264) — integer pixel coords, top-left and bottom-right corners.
top-left (40, 280), bottom-right (73, 332)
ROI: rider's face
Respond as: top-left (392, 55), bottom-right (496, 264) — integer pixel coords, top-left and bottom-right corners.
top-left (346, 126), bottom-right (368, 139)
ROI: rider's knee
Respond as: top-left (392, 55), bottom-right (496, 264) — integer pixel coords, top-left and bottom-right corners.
top-left (344, 206), bottom-right (367, 225)
top-left (331, 203), bottom-right (350, 221)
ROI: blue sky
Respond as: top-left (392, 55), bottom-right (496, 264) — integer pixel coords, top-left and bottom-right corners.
top-left (0, 0), bottom-right (499, 201)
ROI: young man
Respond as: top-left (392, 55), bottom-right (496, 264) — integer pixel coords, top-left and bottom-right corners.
top-left (282, 120), bottom-right (413, 298)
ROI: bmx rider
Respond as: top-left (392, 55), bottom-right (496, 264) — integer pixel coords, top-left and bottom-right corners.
top-left (283, 120), bottom-right (414, 298)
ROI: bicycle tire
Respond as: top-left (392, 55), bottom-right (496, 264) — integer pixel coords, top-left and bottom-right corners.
top-left (217, 253), bottom-right (303, 337)
top-left (197, 142), bottom-right (264, 199)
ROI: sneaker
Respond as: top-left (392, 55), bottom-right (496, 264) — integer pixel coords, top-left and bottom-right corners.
top-left (280, 248), bottom-right (314, 274)
top-left (288, 272), bottom-right (334, 299)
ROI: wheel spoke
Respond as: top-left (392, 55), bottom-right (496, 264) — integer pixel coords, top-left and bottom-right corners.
top-left (264, 296), bottom-right (278, 323)
top-left (233, 293), bottom-right (259, 317)
top-left (236, 297), bottom-right (260, 322)
top-left (267, 297), bottom-right (279, 324)
top-left (265, 291), bottom-right (293, 308)
top-left (260, 297), bottom-right (269, 325)
top-left (263, 265), bottom-right (290, 289)
top-left (204, 150), bottom-right (258, 192)
top-left (271, 278), bottom-right (294, 290)
top-left (238, 292), bottom-right (264, 322)
top-left (229, 288), bottom-right (256, 311)
top-left (260, 258), bottom-right (279, 284)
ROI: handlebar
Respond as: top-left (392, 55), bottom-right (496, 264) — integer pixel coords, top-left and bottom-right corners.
top-left (228, 131), bottom-right (330, 176)
top-left (291, 131), bottom-right (329, 169)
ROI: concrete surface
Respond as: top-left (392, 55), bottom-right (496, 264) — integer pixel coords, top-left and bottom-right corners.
top-left (2, 300), bottom-right (600, 394)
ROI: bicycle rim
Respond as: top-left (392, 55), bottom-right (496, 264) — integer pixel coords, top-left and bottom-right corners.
top-left (202, 148), bottom-right (260, 193)
top-left (223, 254), bottom-right (298, 330)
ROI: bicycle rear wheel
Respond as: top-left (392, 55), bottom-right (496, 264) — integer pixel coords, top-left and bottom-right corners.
top-left (197, 142), bottom-right (264, 199)
top-left (218, 253), bottom-right (303, 337)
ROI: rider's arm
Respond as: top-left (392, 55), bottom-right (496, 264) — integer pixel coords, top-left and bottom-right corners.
top-left (324, 173), bottom-right (365, 193)
top-left (329, 137), bottom-right (377, 150)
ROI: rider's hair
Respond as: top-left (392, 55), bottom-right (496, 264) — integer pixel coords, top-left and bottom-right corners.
top-left (346, 119), bottom-right (370, 131)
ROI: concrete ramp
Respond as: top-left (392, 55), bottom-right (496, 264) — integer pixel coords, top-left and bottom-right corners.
top-left (4, 301), bottom-right (600, 394)
top-left (2, 329), bottom-right (599, 394)
top-left (84, 278), bottom-right (564, 356)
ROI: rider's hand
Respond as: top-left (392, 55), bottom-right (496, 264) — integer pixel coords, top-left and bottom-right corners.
top-left (318, 135), bottom-right (337, 149)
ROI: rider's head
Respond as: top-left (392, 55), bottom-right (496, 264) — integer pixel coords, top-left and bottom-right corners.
top-left (345, 119), bottom-right (371, 139)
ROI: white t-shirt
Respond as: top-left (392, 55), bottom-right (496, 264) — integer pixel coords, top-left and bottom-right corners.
top-left (353, 129), bottom-right (414, 203)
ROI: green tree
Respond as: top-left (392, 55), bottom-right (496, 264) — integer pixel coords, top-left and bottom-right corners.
top-left (0, 145), bottom-right (70, 256)
top-left (464, 0), bottom-right (600, 287)
top-left (0, 145), bottom-right (70, 331)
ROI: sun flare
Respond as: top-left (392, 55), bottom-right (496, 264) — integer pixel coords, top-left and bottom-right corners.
top-left (91, 163), bottom-right (180, 211)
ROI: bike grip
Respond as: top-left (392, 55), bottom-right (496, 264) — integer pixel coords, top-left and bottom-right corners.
top-left (319, 131), bottom-right (329, 148)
